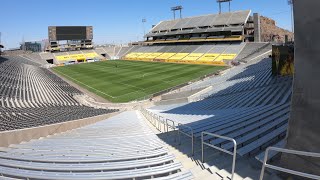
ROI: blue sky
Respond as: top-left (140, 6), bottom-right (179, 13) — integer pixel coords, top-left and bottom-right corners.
top-left (1, 0), bottom-right (292, 48)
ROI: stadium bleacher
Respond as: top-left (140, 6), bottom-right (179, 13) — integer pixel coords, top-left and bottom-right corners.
top-left (123, 43), bottom-right (246, 66)
top-left (147, 55), bottom-right (292, 161)
top-left (120, 10), bottom-right (255, 66)
top-left (0, 56), bottom-right (117, 131)
top-left (0, 111), bottom-right (192, 180)
top-left (148, 10), bottom-right (250, 37)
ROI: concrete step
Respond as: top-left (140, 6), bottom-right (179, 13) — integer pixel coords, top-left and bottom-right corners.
top-left (216, 169), bottom-right (244, 180)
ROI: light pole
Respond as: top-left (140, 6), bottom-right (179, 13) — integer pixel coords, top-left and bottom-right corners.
top-left (142, 18), bottom-right (146, 40)
top-left (171, 6), bottom-right (183, 20)
top-left (288, 0), bottom-right (294, 33)
top-left (216, 0), bottom-right (232, 14)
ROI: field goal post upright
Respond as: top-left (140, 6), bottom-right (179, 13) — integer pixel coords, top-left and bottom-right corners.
top-left (217, 0), bottom-right (232, 14)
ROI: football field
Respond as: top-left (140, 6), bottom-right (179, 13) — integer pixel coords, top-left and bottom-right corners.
top-left (53, 60), bottom-right (225, 103)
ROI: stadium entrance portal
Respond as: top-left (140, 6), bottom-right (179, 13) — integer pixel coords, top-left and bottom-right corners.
top-left (100, 53), bottom-right (107, 58)
top-left (46, 59), bottom-right (54, 64)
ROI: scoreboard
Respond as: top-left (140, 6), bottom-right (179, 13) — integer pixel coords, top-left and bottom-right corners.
top-left (48, 26), bottom-right (93, 41)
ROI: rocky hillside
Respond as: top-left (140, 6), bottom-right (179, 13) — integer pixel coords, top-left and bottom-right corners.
top-left (260, 16), bottom-right (293, 43)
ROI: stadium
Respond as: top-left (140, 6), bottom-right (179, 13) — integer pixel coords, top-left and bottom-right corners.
top-left (0, 0), bottom-right (319, 179)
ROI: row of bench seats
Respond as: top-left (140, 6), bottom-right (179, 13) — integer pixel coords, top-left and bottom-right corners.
top-left (0, 56), bottom-right (117, 131)
top-left (148, 56), bottom-right (291, 160)
top-left (177, 50), bottom-right (272, 92)
top-left (123, 43), bottom-right (245, 66)
top-left (0, 111), bottom-right (193, 180)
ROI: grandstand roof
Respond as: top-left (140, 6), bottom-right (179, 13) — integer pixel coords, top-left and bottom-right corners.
top-left (150, 10), bottom-right (251, 34)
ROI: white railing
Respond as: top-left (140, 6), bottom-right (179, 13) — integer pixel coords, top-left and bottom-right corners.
top-left (178, 123), bottom-right (194, 156)
top-left (201, 132), bottom-right (237, 180)
top-left (140, 108), bottom-right (169, 134)
top-left (259, 147), bottom-right (320, 180)
top-left (165, 119), bottom-right (177, 142)
top-left (141, 108), bottom-right (194, 155)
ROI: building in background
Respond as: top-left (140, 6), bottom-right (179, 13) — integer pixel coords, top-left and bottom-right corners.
top-left (0, 44), bottom-right (3, 55)
top-left (21, 41), bottom-right (42, 52)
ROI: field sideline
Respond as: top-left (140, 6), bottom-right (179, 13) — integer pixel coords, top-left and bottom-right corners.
top-left (53, 60), bottom-right (225, 103)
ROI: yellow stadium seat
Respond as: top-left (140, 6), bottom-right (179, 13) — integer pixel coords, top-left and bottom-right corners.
top-left (198, 54), bottom-right (220, 61)
top-left (56, 55), bottom-right (71, 61)
top-left (214, 54), bottom-right (237, 62)
top-left (144, 53), bottom-right (163, 60)
top-left (182, 53), bottom-right (204, 61)
top-left (154, 53), bottom-right (176, 60)
top-left (136, 53), bottom-right (153, 59)
top-left (168, 53), bottom-right (189, 60)
top-left (85, 53), bottom-right (99, 58)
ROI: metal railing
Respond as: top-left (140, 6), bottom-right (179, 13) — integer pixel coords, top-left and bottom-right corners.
top-left (166, 119), bottom-right (177, 142)
top-left (259, 147), bottom-right (320, 180)
top-left (178, 123), bottom-right (194, 156)
top-left (140, 108), bottom-right (173, 134)
top-left (201, 132), bottom-right (237, 180)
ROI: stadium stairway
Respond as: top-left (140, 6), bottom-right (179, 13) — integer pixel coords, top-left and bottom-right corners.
top-left (140, 111), bottom-right (283, 180)
top-left (0, 111), bottom-right (193, 180)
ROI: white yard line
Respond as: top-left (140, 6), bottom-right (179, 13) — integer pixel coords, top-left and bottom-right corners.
top-left (54, 69), bottom-right (116, 99)
top-left (118, 81), bottom-right (145, 91)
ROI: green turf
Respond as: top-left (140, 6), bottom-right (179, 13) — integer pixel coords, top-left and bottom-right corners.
top-left (53, 60), bottom-right (225, 103)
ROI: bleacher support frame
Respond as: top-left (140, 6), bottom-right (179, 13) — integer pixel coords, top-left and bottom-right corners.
top-left (201, 132), bottom-right (237, 180)
top-left (259, 147), bottom-right (320, 180)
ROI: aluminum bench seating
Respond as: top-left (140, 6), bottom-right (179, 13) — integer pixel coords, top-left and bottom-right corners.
top-left (194, 103), bottom-right (289, 138)
top-left (237, 124), bottom-right (287, 156)
top-left (0, 111), bottom-right (188, 179)
top-left (255, 140), bottom-right (286, 162)
top-left (211, 112), bottom-right (289, 146)
top-left (177, 103), bottom-right (284, 130)
top-left (220, 119), bottom-right (288, 152)
top-left (0, 154), bottom-right (176, 172)
top-left (0, 162), bottom-right (183, 180)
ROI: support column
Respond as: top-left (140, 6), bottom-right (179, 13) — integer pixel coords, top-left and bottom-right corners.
top-left (281, 0), bottom-right (320, 176)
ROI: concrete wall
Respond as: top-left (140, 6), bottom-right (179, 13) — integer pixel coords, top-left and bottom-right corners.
top-left (281, 0), bottom-right (320, 176)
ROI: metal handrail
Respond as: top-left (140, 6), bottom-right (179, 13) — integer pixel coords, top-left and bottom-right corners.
top-left (201, 132), bottom-right (237, 180)
top-left (178, 123), bottom-right (194, 156)
top-left (166, 119), bottom-right (176, 132)
top-left (158, 116), bottom-right (165, 132)
top-left (166, 119), bottom-right (177, 142)
top-left (141, 109), bottom-right (166, 133)
top-left (259, 147), bottom-right (320, 180)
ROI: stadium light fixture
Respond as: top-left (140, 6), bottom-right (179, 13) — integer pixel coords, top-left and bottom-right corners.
top-left (171, 6), bottom-right (183, 20)
top-left (216, 0), bottom-right (232, 14)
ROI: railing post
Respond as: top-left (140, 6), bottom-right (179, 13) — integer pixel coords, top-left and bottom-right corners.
top-left (201, 132), bottom-right (237, 180)
top-left (178, 124), bottom-right (181, 145)
top-left (178, 123), bottom-right (194, 156)
top-left (259, 147), bottom-right (270, 180)
top-left (201, 132), bottom-right (204, 163)
top-left (166, 119), bottom-right (177, 142)
top-left (191, 130), bottom-right (194, 156)
top-left (231, 139), bottom-right (237, 180)
top-left (259, 147), bottom-right (320, 180)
